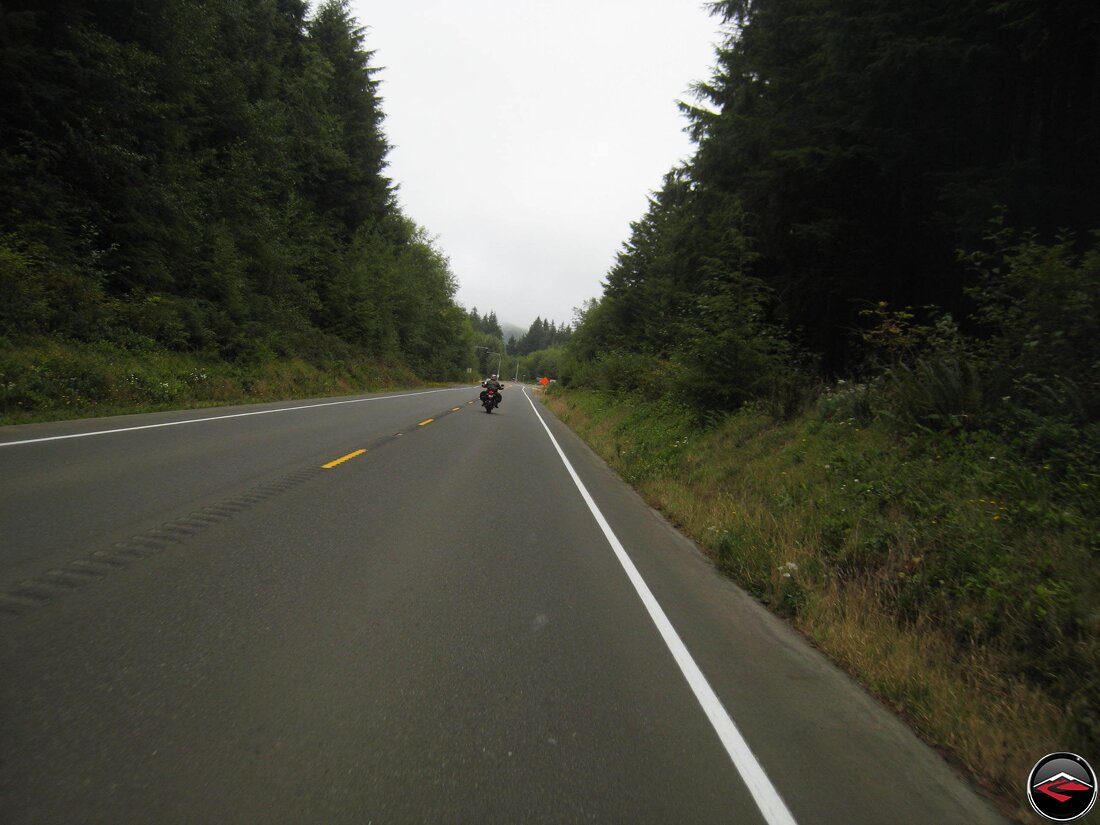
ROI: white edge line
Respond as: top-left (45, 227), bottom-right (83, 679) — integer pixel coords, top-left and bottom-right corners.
top-left (0, 387), bottom-right (473, 448)
top-left (521, 387), bottom-right (799, 825)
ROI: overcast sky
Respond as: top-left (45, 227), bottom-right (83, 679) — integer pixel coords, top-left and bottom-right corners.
top-left (348, 0), bottom-right (723, 330)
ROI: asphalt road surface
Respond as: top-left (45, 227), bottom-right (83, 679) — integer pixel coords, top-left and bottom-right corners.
top-left (0, 386), bottom-right (1010, 824)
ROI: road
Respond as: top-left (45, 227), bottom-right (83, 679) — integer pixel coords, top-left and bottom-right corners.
top-left (0, 386), bottom-right (1009, 824)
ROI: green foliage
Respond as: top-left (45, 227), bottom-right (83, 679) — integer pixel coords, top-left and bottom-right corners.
top-left (511, 316), bottom-right (572, 356)
top-left (814, 380), bottom-right (876, 429)
top-left (0, 337), bottom-right (421, 423)
top-left (518, 345), bottom-right (565, 382)
top-left (841, 229), bottom-right (1100, 515)
top-left (0, 236), bottom-right (109, 340)
top-left (568, 0), bottom-right (1100, 406)
top-left (467, 308), bottom-right (503, 340)
top-left (692, 0), bottom-right (1100, 369)
top-left (0, 0), bottom-right (471, 385)
top-left (565, 174), bottom-right (802, 414)
top-left (471, 331), bottom-right (505, 377)
top-left (880, 356), bottom-right (986, 433)
top-left (560, 350), bottom-right (673, 400)
top-left (964, 223), bottom-right (1100, 423)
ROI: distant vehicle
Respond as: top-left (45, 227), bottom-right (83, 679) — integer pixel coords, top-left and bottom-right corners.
top-left (480, 386), bottom-right (499, 413)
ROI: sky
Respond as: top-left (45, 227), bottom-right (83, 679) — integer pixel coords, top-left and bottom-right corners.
top-left (348, 0), bottom-right (724, 330)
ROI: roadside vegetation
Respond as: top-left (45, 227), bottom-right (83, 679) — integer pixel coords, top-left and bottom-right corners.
top-left (550, 2), bottom-right (1099, 821)
top-left (0, 336), bottom-right (426, 425)
top-left (0, 0), bottom-right (477, 425)
top-left (545, 374), bottom-right (1097, 822)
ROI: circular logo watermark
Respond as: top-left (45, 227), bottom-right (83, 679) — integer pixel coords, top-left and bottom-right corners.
top-left (1027, 752), bottom-right (1096, 822)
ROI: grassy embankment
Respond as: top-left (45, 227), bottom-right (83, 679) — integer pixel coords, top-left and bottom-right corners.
top-left (544, 386), bottom-right (1098, 824)
top-left (0, 338), bottom-right (428, 425)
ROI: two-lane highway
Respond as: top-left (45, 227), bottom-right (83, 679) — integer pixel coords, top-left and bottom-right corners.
top-left (1, 386), bottom-right (1009, 823)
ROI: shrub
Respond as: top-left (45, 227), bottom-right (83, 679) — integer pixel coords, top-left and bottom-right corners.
top-left (564, 350), bottom-right (674, 399)
top-left (881, 355), bottom-right (986, 432)
top-left (0, 237), bottom-right (109, 341)
top-left (964, 224), bottom-right (1100, 422)
top-left (815, 380), bottom-right (876, 426)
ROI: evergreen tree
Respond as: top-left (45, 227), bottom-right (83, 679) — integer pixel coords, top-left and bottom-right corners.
top-left (568, 0), bottom-right (1100, 403)
top-left (483, 310), bottom-right (503, 339)
top-left (306, 0), bottom-right (391, 237)
top-left (686, 0), bottom-right (1100, 370)
top-left (0, 0), bottom-right (473, 379)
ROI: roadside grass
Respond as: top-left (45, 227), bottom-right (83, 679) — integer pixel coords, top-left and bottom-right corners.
top-left (544, 387), bottom-right (1098, 824)
top-left (0, 337), bottom-right (425, 425)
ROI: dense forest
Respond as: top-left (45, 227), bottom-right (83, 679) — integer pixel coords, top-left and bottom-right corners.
top-left (566, 0), bottom-right (1099, 416)
top-left (463, 308), bottom-right (572, 379)
top-left (507, 316), bottom-right (572, 357)
top-left (0, 0), bottom-right (472, 392)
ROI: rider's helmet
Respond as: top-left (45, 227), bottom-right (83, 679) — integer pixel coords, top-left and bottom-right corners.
top-left (491, 374), bottom-right (498, 380)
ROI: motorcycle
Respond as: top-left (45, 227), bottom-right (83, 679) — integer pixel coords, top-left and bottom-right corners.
top-left (480, 386), bottom-right (499, 413)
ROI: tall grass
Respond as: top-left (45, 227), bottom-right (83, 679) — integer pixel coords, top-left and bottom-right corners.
top-left (0, 337), bottom-right (422, 424)
top-left (545, 387), bottom-right (1098, 824)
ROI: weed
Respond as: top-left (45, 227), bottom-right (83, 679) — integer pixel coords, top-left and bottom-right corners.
top-left (0, 337), bottom-right (422, 424)
top-left (544, 387), bottom-right (1098, 818)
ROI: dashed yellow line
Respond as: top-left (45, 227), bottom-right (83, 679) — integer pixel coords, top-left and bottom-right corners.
top-left (322, 449), bottom-right (366, 469)
top-left (322, 406), bottom-right (461, 466)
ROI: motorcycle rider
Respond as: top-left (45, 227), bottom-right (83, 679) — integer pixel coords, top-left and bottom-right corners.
top-left (480, 374), bottom-right (503, 408)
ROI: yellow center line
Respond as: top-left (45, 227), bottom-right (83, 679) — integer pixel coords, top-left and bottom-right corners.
top-left (418, 418), bottom-right (434, 426)
top-left (321, 449), bottom-right (366, 469)
top-left (452, 407), bottom-right (461, 411)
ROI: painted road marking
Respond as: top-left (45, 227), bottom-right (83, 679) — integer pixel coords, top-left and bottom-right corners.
top-left (0, 387), bottom-right (477, 448)
top-left (521, 388), bottom-right (799, 825)
top-left (452, 407), bottom-right (461, 411)
top-left (418, 419), bottom-right (434, 426)
top-left (321, 449), bottom-right (366, 469)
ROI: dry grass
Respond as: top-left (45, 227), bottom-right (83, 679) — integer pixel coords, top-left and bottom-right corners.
top-left (798, 582), bottom-right (1060, 823)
